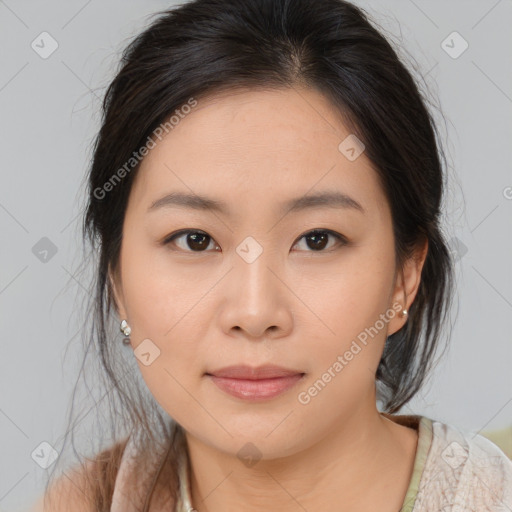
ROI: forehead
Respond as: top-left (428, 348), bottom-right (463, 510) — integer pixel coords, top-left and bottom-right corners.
top-left (129, 87), bottom-right (388, 219)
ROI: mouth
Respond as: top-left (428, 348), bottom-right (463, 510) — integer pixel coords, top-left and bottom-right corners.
top-left (205, 365), bottom-right (306, 401)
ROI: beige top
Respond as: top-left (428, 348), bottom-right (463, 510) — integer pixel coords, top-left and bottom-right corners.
top-left (111, 415), bottom-right (512, 511)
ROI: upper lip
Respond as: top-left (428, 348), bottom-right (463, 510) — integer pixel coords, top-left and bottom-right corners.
top-left (207, 365), bottom-right (304, 380)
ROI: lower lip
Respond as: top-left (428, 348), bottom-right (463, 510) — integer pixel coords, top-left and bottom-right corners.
top-left (207, 374), bottom-right (305, 401)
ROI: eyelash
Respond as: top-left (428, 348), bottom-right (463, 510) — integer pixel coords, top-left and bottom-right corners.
top-left (162, 229), bottom-right (348, 254)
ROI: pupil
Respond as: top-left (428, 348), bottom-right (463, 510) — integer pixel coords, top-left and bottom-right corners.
top-left (188, 232), bottom-right (209, 251)
top-left (307, 232), bottom-right (328, 250)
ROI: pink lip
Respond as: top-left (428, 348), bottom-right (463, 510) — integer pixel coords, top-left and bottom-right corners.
top-left (206, 365), bottom-right (305, 401)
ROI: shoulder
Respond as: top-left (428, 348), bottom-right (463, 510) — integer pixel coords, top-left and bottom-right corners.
top-left (28, 437), bottom-right (130, 512)
top-left (27, 459), bottom-right (97, 512)
top-left (413, 418), bottom-right (512, 511)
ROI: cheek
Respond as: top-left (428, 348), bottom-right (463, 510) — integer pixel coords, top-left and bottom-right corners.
top-left (297, 246), bottom-right (395, 377)
top-left (120, 236), bottom-right (187, 334)
top-left (294, 269), bottom-right (394, 420)
top-left (119, 233), bottom-right (206, 348)
top-left (304, 252), bottom-right (394, 333)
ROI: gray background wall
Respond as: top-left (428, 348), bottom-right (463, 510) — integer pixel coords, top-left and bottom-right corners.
top-left (1, 1), bottom-right (511, 510)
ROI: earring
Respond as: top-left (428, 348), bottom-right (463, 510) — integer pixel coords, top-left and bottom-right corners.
top-left (120, 319), bottom-right (131, 336)
top-left (401, 309), bottom-right (408, 318)
top-left (120, 320), bottom-right (132, 345)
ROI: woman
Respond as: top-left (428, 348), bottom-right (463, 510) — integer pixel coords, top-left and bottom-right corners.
top-left (32, 0), bottom-right (512, 510)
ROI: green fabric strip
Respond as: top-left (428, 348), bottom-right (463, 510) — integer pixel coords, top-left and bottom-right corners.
top-left (399, 416), bottom-right (434, 512)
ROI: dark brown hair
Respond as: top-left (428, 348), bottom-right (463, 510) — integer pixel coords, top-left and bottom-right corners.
top-left (44, 0), bottom-right (455, 510)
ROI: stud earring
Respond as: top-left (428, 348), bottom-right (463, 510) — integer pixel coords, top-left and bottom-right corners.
top-left (401, 309), bottom-right (408, 318)
top-left (120, 320), bottom-right (132, 345)
top-left (120, 319), bottom-right (131, 336)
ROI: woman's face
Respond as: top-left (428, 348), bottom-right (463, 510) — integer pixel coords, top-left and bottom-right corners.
top-left (110, 86), bottom-right (425, 458)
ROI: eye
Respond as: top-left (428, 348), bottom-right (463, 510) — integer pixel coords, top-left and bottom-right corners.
top-left (292, 229), bottom-right (347, 252)
top-left (163, 229), bottom-right (347, 253)
top-left (163, 230), bottom-right (219, 252)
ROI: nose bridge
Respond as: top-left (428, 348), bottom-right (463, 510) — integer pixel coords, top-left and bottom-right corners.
top-left (233, 234), bottom-right (279, 301)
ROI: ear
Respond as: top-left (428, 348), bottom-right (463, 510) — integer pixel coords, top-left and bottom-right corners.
top-left (108, 265), bottom-right (128, 320)
top-left (387, 236), bottom-right (428, 336)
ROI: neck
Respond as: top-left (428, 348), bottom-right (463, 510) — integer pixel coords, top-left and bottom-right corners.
top-left (184, 408), bottom-right (418, 512)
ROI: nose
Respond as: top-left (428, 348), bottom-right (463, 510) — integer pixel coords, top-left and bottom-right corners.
top-left (216, 244), bottom-right (294, 340)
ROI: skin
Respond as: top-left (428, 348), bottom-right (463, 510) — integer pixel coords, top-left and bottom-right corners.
top-left (110, 86), bottom-right (428, 512)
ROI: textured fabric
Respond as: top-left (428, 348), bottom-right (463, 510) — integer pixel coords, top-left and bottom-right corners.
top-left (408, 418), bottom-right (512, 511)
top-left (111, 415), bottom-right (512, 511)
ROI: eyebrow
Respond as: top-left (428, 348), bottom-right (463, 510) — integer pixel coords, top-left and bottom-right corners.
top-left (147, 190), bottom-right (365, 215)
